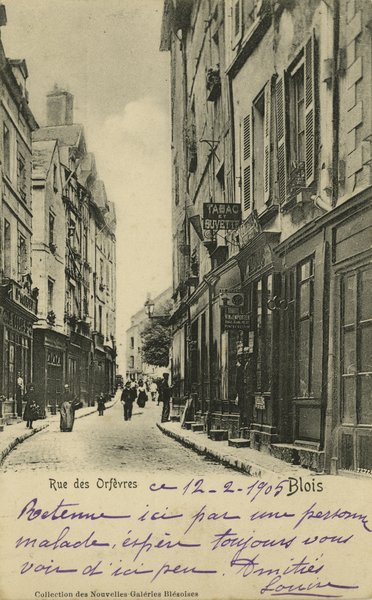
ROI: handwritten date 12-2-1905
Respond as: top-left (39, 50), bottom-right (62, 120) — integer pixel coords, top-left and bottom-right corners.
top-left (150, 477), bottom-right (324, 499)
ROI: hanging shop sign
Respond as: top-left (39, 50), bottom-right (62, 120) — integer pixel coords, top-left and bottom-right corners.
top-left (203, 203), bottom-right (241, 231)
top-left (223, 311), bottom-right (250, 331)
top-left (219, 292), bottom-right (244, 307)
top-left (255, 395), bottom-right (266, 410)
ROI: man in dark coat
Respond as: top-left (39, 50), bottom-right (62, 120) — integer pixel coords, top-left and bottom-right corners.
top-left (121, 381), bottom-right (136, 421)
top-left (159, 372), bottom-right (171, 423)
top-left (23, 383), bottom-right (39, 429)
top-left (97, 392), bottom-right (106, 416)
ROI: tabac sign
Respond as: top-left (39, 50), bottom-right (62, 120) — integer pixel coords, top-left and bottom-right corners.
top-left (203, 203), bottom-right (241, 231)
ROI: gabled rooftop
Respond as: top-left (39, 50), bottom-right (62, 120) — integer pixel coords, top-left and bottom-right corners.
top-left (33, 123), bottom-right (83, 147)
top-left (32, 140), bottom-right (57, 179)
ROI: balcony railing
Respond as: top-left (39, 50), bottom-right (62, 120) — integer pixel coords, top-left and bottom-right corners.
top-left (287, 161), bottom-right (306, 197)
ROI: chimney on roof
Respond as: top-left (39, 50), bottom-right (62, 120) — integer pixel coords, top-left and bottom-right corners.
top-left (46, 85), bottom-right (74, 126)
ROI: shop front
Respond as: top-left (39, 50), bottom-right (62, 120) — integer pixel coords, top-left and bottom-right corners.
top-left (67, 330), bottom-right (91, 405)
top-left (104, 342), bottom-right (117, 397)
top-left (235, 232), bottom-right (281, 450)
top-left (93, 331), bottom-right (106, 399)
top-left (206, 259), bottom-right (242, 438)
top-left (33, 328), bottom-right (66, 415)
top-left (326, 191), bottom-right (372, 474)
top-left (0, 280), bottom-right (38, 422)
top-left (274, 228), bottom-right (327, 471)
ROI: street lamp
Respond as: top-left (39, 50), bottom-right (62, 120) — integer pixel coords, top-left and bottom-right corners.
top-left (144, 298), bottom-right (155, 318)
top-left (144, 297), bottom-right (168, 323)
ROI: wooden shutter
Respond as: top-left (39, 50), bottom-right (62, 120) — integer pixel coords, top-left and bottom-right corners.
top-left (232, 0), bottom-right (243, 49)
top-left (275, 74), bottom-right (287, 204)
top-left (305, 31), bottom-right (316, 186)
top-left (242, 113), bottom-right (253, 217)
top-left (264, 79), bottom-right (272, 204)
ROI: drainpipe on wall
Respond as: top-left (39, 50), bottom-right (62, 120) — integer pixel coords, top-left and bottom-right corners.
top-left (180, 26), bottom-right (191, 402)
top-left (326, 0), bottom-right (341, 473)
top-left (207, 281), bottom-right (214, 435)
top-left (204, 272), bottom-right (219, 434)
top-left (331, 0), bottom-right (340, 208)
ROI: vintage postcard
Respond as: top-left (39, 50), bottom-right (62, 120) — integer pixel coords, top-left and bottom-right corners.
top-left (0, 1), bottom-right (372, 599)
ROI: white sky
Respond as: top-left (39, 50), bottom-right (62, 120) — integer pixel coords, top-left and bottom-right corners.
top-left (2, 0), bottom-right (172, 369)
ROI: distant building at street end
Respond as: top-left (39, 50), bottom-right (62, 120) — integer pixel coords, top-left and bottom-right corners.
top-left (161, 0), bottom-right (372, 475)
top-left (126, 287), bottom-right (173, 382)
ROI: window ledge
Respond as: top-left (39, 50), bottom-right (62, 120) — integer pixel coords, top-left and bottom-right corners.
top-left (256, 203), bottom-right (279, 226)
top-left (280, 189), bottom-right (314, 214)
top-left (226, 11), bottom-right (271, 78)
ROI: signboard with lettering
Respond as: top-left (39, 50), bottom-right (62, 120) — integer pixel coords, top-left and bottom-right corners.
top-left (203, 203), bottom-right (241, 231)
top-left (223, 312), bottom-right (250, 331)
top-left (255, 395), bottom-right (266, 410)
top-left (2, 309), bottom-right (33, 337)
top-left (9, 283), bottom-right (37, 314)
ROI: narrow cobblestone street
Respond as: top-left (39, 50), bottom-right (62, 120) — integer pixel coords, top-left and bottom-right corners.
top-left (1, 399), bottom-right (231, 474)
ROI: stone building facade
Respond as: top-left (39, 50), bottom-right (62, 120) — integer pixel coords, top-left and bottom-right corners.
top-left (0, 8), bottom-right (38, 422)
top-left (161, 0), bottom-right (372, 474)
top-left (32, 87), bottom-right (117, 412)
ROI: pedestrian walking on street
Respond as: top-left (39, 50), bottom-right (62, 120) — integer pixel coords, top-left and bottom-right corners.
top-left (121, 380), bottom-right (136, 421)
top-left (16, 371), bottom-right (24, 418)
top-left (137, 380), bottom-right (148, 408)
top-left (149, 380), bottom-right (158, 402)
top-left (159, 372), bottom-right (171, 423)
top-left (60, 384), bottom-right (79, 432)
top-left (97, 392), bottom-right (106, 416)
top-left (23, 383), bottom-right (39, 429)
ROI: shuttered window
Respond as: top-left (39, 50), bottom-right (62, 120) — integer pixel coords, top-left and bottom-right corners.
top-left (232, 0), bottom-right (242, 48)
top-left (263, 80), bottom-right (272, 204)
top-left (241, 113), bottom-right (253, 217)
top-left (304, 32), bottom-right (316, 186)
top-left (242, 79), bottom-right (272, 216)
top-left (275, 74), bottom-right (287, 203)
top-left (275, 31), bottom-right (317, 203)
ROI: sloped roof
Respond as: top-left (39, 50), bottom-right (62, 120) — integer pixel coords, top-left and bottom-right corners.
top-left (32, 140), bottom-right (56, 178)
top-left (92, 179), bottom-right (108, 211)
top-left (105, 200), bottom-right (117, 232)
top-left (33, 123), bottom-right (83, 147)
top-left (80, 152), bottom-right (96, 174)
top-left (79, 152), bottom-right (97, 187)
top-left (8, 58), bottom-right (28, 78)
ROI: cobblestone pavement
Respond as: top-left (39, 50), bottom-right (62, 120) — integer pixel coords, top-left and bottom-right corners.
top-left (1, 399), bottom-right (232, 473)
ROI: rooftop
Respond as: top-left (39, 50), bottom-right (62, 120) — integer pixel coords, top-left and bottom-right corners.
top-left (33, 123), bottom-right (83, 147)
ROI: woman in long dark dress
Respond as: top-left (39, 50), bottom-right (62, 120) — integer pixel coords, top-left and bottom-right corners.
top-left (137, 380), bottom-right (148, 408)
top-left (23, 384), bottom-right (39, 429)
top-left (60, 385), bottom-right (79, 432)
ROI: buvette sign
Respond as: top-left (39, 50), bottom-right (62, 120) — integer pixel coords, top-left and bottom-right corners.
top-left (203, 203), bottom-right (241, 231)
